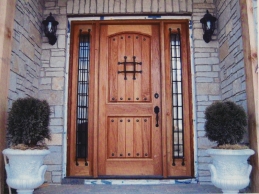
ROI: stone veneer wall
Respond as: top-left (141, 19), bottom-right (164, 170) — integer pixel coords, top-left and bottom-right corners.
top-left (215, 0), bottom-right (249, 142)
top-left (40, 0), bottom-right (221, 184)
top-left (215, 0), bottom-right (252, 174)
top-left (216, 1), bottom-right (247, 107)
top-left (40, 0), bottom-right (68, 184)
top-left (9, 0), bottom-right (44, 106)
top-left (192, 1), bottom-right (220, 184)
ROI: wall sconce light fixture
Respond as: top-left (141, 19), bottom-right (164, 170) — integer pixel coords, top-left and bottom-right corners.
top-left (42, 13), bottom-right (59, 45)
top-left (200, 10), bottom-right (217, 43)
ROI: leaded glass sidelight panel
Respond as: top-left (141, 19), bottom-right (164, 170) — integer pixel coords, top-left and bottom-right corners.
top-left (170, 28), bottom-right (185, 166)
top-left (75, 29), bottom-right (90, 166)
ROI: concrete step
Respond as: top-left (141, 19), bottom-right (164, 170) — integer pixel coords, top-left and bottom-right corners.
top-left (62, 178), bottom-right (197, 185)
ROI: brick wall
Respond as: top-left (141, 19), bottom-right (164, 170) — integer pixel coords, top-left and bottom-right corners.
top-left (9, 0), bottom-right (44, 106)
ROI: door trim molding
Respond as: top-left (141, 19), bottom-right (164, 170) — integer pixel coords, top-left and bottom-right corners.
top-left (64, 16), bottom-right (196, 179)
top-left (68, 15), bottom-right (191, 23)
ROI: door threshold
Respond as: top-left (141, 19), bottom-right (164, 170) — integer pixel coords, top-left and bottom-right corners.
top-left (62, 177), bottom-right (197, 185)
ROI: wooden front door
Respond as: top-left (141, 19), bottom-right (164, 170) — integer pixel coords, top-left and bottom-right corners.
top-left (68, 20), bottom-right (193, 178)
top-left (98, 24), bottom-right (162, 176)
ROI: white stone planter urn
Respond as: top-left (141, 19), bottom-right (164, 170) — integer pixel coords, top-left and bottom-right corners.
top-left (2, 148), bottom-right (50, 194)
top-left (207, 148), bottom-right (254, 194)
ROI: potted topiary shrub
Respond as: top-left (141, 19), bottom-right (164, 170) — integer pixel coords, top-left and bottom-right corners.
top-left (2, 97), bottom-right (51, 194)
top-left (205, 101), bottom-right (254, 194)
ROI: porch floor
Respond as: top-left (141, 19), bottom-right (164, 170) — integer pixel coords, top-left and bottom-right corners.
top-left (33, 183), bottom-right (223, 194)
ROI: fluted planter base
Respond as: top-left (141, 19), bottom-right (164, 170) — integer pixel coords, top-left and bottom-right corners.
top-left (2, 148), bottom-right (50, 194)
top-left (16, 189), bottom-right (34, 194)
top-left (207, 149), bottom-right (254, 194)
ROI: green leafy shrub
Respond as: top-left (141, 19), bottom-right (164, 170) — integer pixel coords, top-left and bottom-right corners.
top-left (204, 101), bottom-right (247, 146)
top-left (7, 97), bottom-right (51, 148)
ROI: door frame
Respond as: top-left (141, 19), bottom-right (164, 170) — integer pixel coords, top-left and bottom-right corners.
top-left (65, 16), bottom-right (195, 178)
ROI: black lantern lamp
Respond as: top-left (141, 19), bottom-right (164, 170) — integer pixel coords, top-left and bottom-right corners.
top-left (42, 13), bottom-right (59, 45)
top-left (200, 10), bottom-right (217, 43)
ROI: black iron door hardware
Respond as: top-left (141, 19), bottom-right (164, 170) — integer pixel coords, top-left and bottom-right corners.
top-left (118, 56), bottom-right (142, 80)
top-left (154, 93), bottom-right (159, 99)
top-left (154, 106), bottom-right (160, 127)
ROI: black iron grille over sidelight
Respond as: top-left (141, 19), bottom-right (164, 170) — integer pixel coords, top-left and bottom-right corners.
top-left (75, 29), bottom-right (90, 166)
top-left (170, 28), bottom-right (185, 166)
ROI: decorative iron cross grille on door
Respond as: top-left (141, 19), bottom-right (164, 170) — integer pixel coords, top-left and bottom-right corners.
top-left (118, 56), bottom-right (142, 80)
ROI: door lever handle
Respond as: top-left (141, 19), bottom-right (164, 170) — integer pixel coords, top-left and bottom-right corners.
top-left (154, 106), bottom-right (160, 127)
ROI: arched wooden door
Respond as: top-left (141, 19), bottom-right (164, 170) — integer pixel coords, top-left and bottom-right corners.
top-left (67, 20), bottom-right (193, 178)
top-left (98, 24), bottom-right (162, 176)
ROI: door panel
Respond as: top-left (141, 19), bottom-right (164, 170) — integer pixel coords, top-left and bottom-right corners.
top-left (108, 33), bottom-right (151, 102)
top-left (98, 24), bottom-right (162, 176)
top-left (107, 117), bottom-right (152, 159)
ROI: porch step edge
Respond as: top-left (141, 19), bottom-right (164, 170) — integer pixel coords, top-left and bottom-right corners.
top-left (62, 178), bottom-right (197, 185)
top-left (84, 179), bottom-right (197, 185)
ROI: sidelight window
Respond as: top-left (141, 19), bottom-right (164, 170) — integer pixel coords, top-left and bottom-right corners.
top-left (75, 29), bottom-right (90, 166)
top-left (170, 28), bottom-right (185, 166)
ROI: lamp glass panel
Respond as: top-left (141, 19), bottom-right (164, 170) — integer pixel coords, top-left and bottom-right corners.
top-left (48, 22), bottom-right (52, 33)
top-left (206, 20), bottom-right (211, 30)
